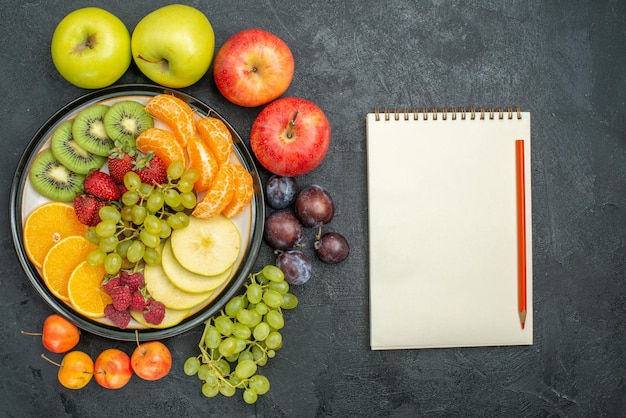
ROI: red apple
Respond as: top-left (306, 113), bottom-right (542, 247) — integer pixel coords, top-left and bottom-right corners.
top-left (213, 28), bottom-right (294, 107)
top-left (21, 314), bottom-right (80, 353)
top-left (250, 97), bottom-right (331, 177)
top-left (94, 348), bottom-right (133, 389)
top-left (131, 340), bottom-right (172, 381)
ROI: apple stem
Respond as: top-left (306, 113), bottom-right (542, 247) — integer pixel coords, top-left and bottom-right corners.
top-left (21, 330), bottom-right (43, 337)
top-left (41, 353), bottom-right (62, 368)
top-left (286, 111), bottom-right (299, 139)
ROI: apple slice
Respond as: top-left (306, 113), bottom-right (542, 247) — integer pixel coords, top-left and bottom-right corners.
top-left (170, 215), bottom-right (240, 276)
top-left (161, 239), bottom-right (232, 294)
top-left (144, 255), bottom-right (214, 310)
top-left (130, 307), bottom-right (190, 329)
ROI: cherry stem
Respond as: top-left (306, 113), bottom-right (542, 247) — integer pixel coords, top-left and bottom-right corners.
top-left (41, 353), bottom-right (61, 368)
top-left (286, 111), bottom-right (299, 139)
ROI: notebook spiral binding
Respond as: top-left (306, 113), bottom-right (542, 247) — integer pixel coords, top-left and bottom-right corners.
top-left (373, 106), bottom-right (522, 122)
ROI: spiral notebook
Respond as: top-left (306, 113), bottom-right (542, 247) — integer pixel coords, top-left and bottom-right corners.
top-left (367, 107), bottom-right (533, 350)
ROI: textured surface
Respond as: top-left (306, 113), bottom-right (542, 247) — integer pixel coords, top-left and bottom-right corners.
top-left (1, 0), bottom-right (625, 416)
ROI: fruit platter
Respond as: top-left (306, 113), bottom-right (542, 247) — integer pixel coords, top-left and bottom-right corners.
top-left (10, 84), bottom-right (265, 341)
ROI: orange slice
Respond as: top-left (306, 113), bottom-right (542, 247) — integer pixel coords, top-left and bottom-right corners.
top-left (196, 117), bottom-right (233, 165)
top-left (23, 202), bottom-right (88, 269)
top-left (42, 236), bottom-right (97, 302)
top-left (192, 164), bottom-right (235, 219)
top-left (136, 127), bottom-right (187, 167)
top-left (68, 261), bottom-right (111, 318)
top-left (186, 137), bottom-right (219, 192)
top-left (222, 164), bottom-right (254, 218)
top-left (145, 94), bottom-right (195, 147)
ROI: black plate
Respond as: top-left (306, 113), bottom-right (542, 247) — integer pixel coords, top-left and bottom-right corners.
top-left (9, 84), bottom-right (265, 341)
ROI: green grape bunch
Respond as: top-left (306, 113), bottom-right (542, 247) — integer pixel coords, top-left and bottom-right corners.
top-left (85, 161), bottom-right (199, 275)
top-left (184, 265), bottom-right (299, 404)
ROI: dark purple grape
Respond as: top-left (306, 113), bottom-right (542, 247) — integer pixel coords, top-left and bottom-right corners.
top-left (315, 232), bottom-right (350, 264)
top-left (276, 250), bottom-right (312, 285)
top-left (263, 211), bottom-right (303, 250)
top-left (265, 175), bottom-right (298, 209)
top-left (294, 185), bottom-right (335, 227)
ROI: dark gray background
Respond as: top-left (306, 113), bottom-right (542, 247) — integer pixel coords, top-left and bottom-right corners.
top-left (1, 0), bottom-right (625, 416)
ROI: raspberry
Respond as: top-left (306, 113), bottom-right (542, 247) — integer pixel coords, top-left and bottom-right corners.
top-left (122, 272), bottom-right (145, 293)
top-left (104, 304), bottom-right (131, 329)
top-left (130, 289), bottom-right (151, 312)
top-left (109, 285), bottom-right (132, 311)
top-left (101, 276), bottom-right (121, 294)
top-left (143, 300), bottom-right (166, 325)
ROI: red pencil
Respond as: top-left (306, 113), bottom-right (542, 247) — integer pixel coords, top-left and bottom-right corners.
top-left (516, 140), bottom-right (527, 329)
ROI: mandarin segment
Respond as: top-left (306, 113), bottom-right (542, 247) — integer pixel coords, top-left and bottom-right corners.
top-left (136, 127), bottom-right (187, 167)
top-left (222, 164), bottom-right (254, 218)
top-left (23, 202), bottom-right (88, 269)
top-left (145, 94), bottom-right (195, 147)
top-left (186, 137), bottom-right (219, 192)
top-left (192, 164), bottom-right (235, 219)
top-left (43, 236), bottom-right (98, 302)
top-left (68, 261), bottom-right (111, 318)
top-left (196, 117), bottom-right (233, 165)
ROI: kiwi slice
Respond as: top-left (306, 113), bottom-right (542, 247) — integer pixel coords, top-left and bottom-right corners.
top-left (104, 101), bottom-right (154, 146)
top-left (50, 120), bottom-right (106, 174)
top-left (29, 149), bottom-right (85, 202)
top-left (72, 104), bottom-right (113, 157)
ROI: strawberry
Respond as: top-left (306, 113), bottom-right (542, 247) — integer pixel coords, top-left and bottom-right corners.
top-left (109, 285), bottom-right (132, 311)
top-left (73, 194), bottom-right (107, 226)
top-left (134, 153), bottom-right (167, 185)
top-left (107, 153), bottom-right (136, 185)
top-left (104, 304), bottom-right (131, 329)
top-left (143, 300), bottom-right (166, 325)
top-left (84, 171), bottom-right (121, 201)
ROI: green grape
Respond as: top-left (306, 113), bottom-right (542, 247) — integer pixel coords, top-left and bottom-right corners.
top-left (234, 338), bottom-right (247, 354)
top-left (265, 310), bottom-right (284, 330)
top-left (216, 359), bottom-right (231, 375)
top-left (99, 205), bottom-right (121, 223)
top-left (246, 283), bottom-right (263, 304)
top-left (226, 352), bottom-right (240, 363)
top-left (202, 382), bottom-right (220, 398)
top-left (140, 229), bottom-right (160, 249)
top-left (86, 248), bottom-right (106, 266)
top-left (268, 280), bottom-right (290, 295)
top-left (243, 388), bottom-right (258, 404)
top-left (263, 289), bottom-right (283, 308)
top-left (167, 160), bottom-right (185, 180)
top-left (238, 350), bottom-right (254, 363)
top-left (127, 240), bottom-right (146, 263)
top-left (180, 191), bottom-right (197, 209)
top-left (247, 310), bottom-right (262, 328)
top-left (267, 349), bottom-right (276, 359)
top-left (166, 212), bottom-right (189, 229)
top-left (197, 364), bottom-right (211, 381)
top-left (251, 345), bottom-right (265, 361)
top-left (281, 293), bottom-right (299, 310)
top-left (214, 315), bottom-right (234, 336)
top-left (232, 322), bottom-right (251, 340)
top-left (158, 220), bottom-right (172, 239)
top-left (256, 355), bottom-right (268, 367)
top-left (249, 375), bottom-right (270, 395)
top-left (253, 322), bottom-right (270, 341)
top-left (115, 240), bottom-right (132, 258)
top-left (99, 235), bottom-right (119, 253)
top-left (95, 219), bottom-right (117, 238)
top-left (204, 370), bottom-right (218, 387)
top-left (236, 308), bottom-right (253, 326)
top-left (143, 247), bottom-right (161, 265)
top-left (181, 168), bottom-right (200, 184)
top-left (225, 295), bottom-right (246, 318)
top-left (85, 227), bottom-right (100, 244)
top-left (143, 214), bottom-right (162, 235)
top-left (218, 337), bottom-right (238, 357)
top-left (183, 357), bottom-right (201, 376)
top-left (122, 190), bottom-right (140, 206)
top-left (255, 302), bottom-right (269, 316)
top-left (204, 326), bottom-right (222, 349)
top-left (177, 179), bottom-right (194, 193)
top-left (234, 359), bottom-right (257, 380)
top-left (262, 265), bottom-right (285, 282)
top-left (131, 205), bottom-right (147, 225)
top-left (124, 171), bottom-right (141, 191)
top-left (265, 331), bottom-right (282, 350)
top-left (219, 383), bottom-right (236, 397)
top-left (229, 374), bottom-right (242, 387)
top-left (164, 189), bottom-right (181, 208)
top-left (104, 252), bottom-right (122, 275)
top-left (146, 191), bottom-right (165, 212)
top-left (139, 182), bottom-right (153, 196)
top-left (120, 205), bottom-right (133, 222)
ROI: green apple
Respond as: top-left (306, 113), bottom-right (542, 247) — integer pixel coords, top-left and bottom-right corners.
top-left (131, 4), bottom-right (215, 88)
top-left (51, 7), bottom-right (131, 89)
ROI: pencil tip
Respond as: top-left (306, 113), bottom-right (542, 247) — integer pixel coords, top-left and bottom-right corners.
top-left (519, 310), bottom-right (527, 329)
